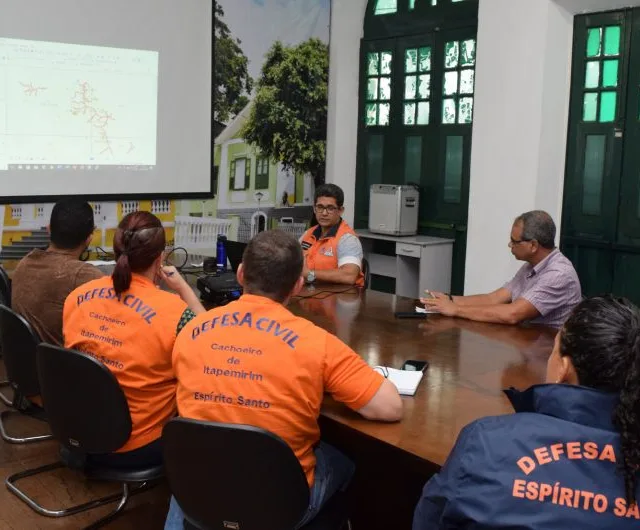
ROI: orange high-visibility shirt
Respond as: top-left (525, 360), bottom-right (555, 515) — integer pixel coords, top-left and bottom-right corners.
top-left (63, 274), bottom-right (189, 452)
top-left (300, 220), bottom-right (365, 287)
top-left (173, 294), bottom-right (384, 486)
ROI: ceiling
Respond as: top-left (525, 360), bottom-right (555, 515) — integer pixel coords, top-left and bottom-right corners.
top-left (554, 0), bottom-right (640, 15)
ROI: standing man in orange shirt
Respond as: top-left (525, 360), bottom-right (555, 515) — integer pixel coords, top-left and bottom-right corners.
top-left (166, 230), bottom-right (402, 529)
top-left (300, 184), bottom-right (365, 286)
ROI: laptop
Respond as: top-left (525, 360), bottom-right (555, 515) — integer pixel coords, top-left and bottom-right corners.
top-left (224, 240), bottom-right (247, 272)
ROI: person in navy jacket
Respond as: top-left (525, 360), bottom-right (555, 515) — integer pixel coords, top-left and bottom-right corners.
top-left (413, 295), bottom-right (640, 529)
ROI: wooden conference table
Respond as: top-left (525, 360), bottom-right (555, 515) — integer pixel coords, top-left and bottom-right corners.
top-left (0, 261), bottom-right (555, 528)
top-left (286, 283), bottom-right (556, 529)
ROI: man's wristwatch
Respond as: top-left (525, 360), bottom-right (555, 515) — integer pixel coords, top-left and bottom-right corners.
top-left (307, 270), bottom-right (316, 283)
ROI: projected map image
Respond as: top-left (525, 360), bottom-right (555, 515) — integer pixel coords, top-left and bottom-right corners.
top-left (0, 38), bottom-right (158, 169)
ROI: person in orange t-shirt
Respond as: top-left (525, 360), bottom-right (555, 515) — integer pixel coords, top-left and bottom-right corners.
top-left (63, 211), bottom-right (205, 469)
top-left (165, 230), bottom-right (402, 529)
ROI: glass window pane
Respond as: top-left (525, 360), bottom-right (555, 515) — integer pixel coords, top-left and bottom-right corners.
top-left (444, 71), bottom-right (459, 95)
top-left (460, 69), bottom-right (475, 94)
top-left (461, 39), bottom-right (476, 66)
top-left (367, 53), bottom-right (379, 76)
top-left (582, 135), bottom-right (606, 216)
top-left (602, 60), bottom-right (619, 88)
top-left (367, 78), bottom-right (379, 100)
top-left (431, 0), bottom-right (437, 5)
top-left (458, 97), bottom-right (474, 124)
top-left (379, 103), bottom-right (390, 125)
top-left (599, 91), bottom-right (617, 122)
top-left (585, 61), bottom-right (600, 89)
top-left (409, 0), bottom-right (416, 9)
top-left (374, 0), bottom-right (397, 15)
top-left (419, 47), bottom-right (431, 72)
top-left (586, 28), bottom-right (602, 57)
top-left (443, 98), bottom-right (456, 124)
top-left (234, 158), bottom-right (246, 189)
top-left (405, 49), bottom-right (418, 73)
top-left (445, 41), bottom-right (459, 69)
top-left (404, 137), bottom-right (422, 182)
top-left (418, 74), bottom-right (431, 99)
top-left (367, 135), bottom-right (384, 185)
top-left (381, 52), bottom-right (393, 74)
top-left (604, 26), bottom-right (621, 56)
top-left (404, 102), bottom-right (416, 125)
top-left (583, 93), bottom-right (598, 122)
top-left (379, 77), bottom-right (391, 100)
top-left (365, 103), bottom-right (377, 126)
top-left (405, 75), bottom-right (417, 100)
top-left (444, 136), bottom-right (464, 203)
top-left (417, 102), bottom-right (430, 125)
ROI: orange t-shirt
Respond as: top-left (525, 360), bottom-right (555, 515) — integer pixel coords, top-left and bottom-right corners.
top-left (173, 294), bottom-right (384, 486)
top-left (63, 274), bottom-right (189, 453)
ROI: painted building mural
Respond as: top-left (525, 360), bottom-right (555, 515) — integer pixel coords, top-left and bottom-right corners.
top-left (0, 0), bottom-right (330, 260)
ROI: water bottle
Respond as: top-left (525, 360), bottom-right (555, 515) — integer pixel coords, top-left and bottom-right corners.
top-left (216, 235), bottom-right (227, 272)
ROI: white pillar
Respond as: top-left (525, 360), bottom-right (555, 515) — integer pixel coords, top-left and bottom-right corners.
top-left (325, 0), bottom-right (368, 226)
top-left (464, 0), bottom-right (573, 294)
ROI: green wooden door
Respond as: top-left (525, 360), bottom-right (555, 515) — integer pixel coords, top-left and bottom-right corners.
top-left (356, 27), bottom-right (477, 294)
top-left (563, 9), bottom-right (640, 305)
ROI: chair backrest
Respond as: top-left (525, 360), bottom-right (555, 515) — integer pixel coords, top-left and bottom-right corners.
top-left (163, 418), bottom-right (310, 530)
top-left (0, 304), bottom-right (42, 396)
top-left (0, 266), bottom-right (11, 307)
top-left (362, 257), bottom-right (371, 289)
top-left (36, 344), bottom-right (132, 454)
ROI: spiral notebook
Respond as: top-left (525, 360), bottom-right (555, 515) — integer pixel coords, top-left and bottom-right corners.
top-left (374, 367), bottom-right (424, 396)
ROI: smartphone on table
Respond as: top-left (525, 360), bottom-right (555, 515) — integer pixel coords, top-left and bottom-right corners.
top-left (402, 360), bottom-right (429, 372)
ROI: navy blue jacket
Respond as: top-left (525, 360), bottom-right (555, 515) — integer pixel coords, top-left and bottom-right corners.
top-left (413, 384), bottom-right (640, 529)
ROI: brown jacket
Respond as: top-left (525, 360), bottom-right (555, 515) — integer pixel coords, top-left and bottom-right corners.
top-left (12, 248), bottom-right (103, 345)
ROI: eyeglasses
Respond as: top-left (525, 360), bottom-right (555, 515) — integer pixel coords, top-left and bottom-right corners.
top-left (314, 205), bottom-right (339, 214)
top-left (509, 237), bottom-right (533, 246)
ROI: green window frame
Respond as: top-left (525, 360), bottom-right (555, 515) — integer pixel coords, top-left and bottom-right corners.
top-left (403, 46), bottom-right (432, 125)
top-left (442, 38), bottom-right (476, 124)
top-left (379, 0), bottom-right (471, 14)
top-left (582, 25), bottom-right (622, 123)
top-left (374, 0), bottom-right (397, 15)
top-left (230, 157), bottom-right (250, 191)
top-left (255, 156), bottom-right (270, 190)
top-left (365, 51), bottom-right (393, 126)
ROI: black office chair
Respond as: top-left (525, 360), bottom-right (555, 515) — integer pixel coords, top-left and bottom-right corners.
top-left (6, 344), bottom-right (164, 528)
top-left (0, 304), bottom-right (52, 442)
top-left (0, 265), bottom-right (10, 307)
top-left (163, 418), bottom-right (351, 530)
top-left (361, 257), bottom-right (370, 290)
top-left (0, 266), bottom-right (13, 406)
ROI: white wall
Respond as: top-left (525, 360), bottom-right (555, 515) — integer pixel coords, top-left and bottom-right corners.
top-left (464, 0), bottom-right (574, 294)
top-left (325, 0), bottom-right (368, 226)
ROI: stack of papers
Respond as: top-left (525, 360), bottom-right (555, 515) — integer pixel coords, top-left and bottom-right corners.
top-left (415, 306), bottom-right (439, 314)
top-left (374, 367), bottom-right (424, 396)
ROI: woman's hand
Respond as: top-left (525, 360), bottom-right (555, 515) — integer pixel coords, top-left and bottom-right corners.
top-left (160, 266), bottom-right (206, 315)
top-left (160, 266), bottom-right (190, 295)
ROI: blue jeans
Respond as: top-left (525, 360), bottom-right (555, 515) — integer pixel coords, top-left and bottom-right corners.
top-left (163, 441), bottom-right (354, 529)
